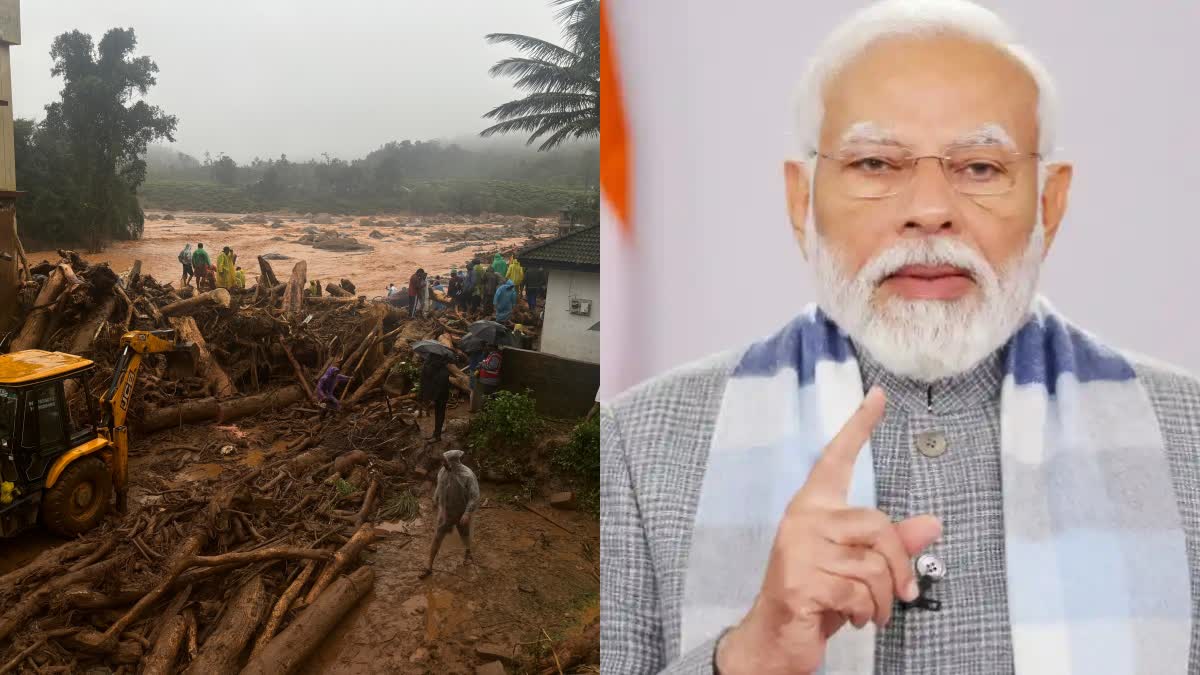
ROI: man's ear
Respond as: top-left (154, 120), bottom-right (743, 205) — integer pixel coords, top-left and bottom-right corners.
top-left (785, 160), bottom-right (812, 258)
top-left (1040, 162), bottom-right (1072, 253)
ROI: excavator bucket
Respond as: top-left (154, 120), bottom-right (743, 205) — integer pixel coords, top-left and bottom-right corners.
top-left (165, 342), bottom-right (198, 379)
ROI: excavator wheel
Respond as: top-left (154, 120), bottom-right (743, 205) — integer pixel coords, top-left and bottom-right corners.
top-left (42, 456), bottom-right (112, 536)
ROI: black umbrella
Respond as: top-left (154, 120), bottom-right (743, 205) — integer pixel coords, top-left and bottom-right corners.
top-left (467, 320), bottom-right (513, 346)
top-left (411, 340), bottom-right (455, 359)
top-left (458, 333), bottom-right (486, 354)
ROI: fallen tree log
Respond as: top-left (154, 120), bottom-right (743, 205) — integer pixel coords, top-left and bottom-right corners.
top-left (303, 523), bottom-right (374, 605)
top-left (324, 282), bottom-right (351, 297)
top-left (138, 385), bottom-right (304, 432)
top-left (279, 338), bottom-right (318, 405)
top-left (161, 288), bottom-right (232, 317)
top-left (217, 385), bottom-right (305, 424)
top-left (0, 558), bottom-right (120, 642)
top-left (345, 352), bottom-right (404, 406)
top-left (183, 575), bottom-right (266, 675)
top-left (304, 295), bottom-right (357, 307)
top-left (446, 364), bottom-right (472, 395)
top-left (239, 567), bottom-right (374, 675)
top-left (170, 315), bottom-right (237, 397)
top-left (189, 546), bottom-right (332, 568)
top-left (282, 260), bottom-right (307, 317)
top-left (143, 610), bottom-right (188, 675)
top-left (10, 264), bottom-right (68, 351)
top-left (69, 295), bottom-right (118, 355)
top-left (0, 539), bottom-right (97, 594)
top-left (248, 560), bottom-right (315, 662)
top-left (352, 478), bottom-right (379, 527)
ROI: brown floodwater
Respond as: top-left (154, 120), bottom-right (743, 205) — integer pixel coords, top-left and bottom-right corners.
top-left (26, 212), bottom-right (536, 299)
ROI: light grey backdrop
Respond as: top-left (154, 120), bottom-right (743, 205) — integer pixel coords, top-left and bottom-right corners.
top-left (605, 0), bottom-right (1200, 384)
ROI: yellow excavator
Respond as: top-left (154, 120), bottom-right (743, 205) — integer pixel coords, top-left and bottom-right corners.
top-left (0, 330), bottom-right (191, 537)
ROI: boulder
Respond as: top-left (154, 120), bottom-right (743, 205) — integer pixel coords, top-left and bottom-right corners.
top-left (549, 492), bottom-right (576, 510)
top-left (311, 212), bottom-right (335, 224)
top-left (369, 230), bottom-right (385, 240)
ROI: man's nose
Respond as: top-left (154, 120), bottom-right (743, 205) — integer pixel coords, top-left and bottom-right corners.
top-left (901, 157), bottom-right (956, 233)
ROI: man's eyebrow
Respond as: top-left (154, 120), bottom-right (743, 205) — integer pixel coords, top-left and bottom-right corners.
top-left (837, 122), bottom-right (904, 147)
top-left (949, 123), bottom-right (1017, 148)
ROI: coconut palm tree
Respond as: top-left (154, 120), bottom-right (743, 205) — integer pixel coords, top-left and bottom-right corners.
top-left (481, 0), bottom-right (599, 151)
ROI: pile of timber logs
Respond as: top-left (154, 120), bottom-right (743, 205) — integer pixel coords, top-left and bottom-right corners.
top-left (5, 251), bottom-right (503, 433)
top-left (0, 428), bottom-right (403, 674)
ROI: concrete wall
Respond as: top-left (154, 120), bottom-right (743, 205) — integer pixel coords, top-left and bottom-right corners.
top-left (500, 347), bottom-right (600, 419)
top-left (0, 0), bottom-right (19, 46)
top-left (541, 270), bottom-right (600, 364)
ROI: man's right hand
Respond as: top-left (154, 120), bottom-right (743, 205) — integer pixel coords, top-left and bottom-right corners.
top-left (714, 386), bottom-right (942, 675)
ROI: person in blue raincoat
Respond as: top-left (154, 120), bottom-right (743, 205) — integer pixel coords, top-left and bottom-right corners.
top-left (493, 279), bottom-right (517, 323)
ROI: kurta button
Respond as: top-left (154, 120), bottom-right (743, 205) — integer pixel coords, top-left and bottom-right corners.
top-left (915, 553), bottom-right (947, 581)
top-left (915, 431), bottom-right (947, 458)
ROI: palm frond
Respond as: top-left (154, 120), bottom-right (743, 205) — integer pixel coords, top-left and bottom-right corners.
top-left (484, 33), bottom-right (576, 65)
top-left (482, 92), bottom-right (597, 119)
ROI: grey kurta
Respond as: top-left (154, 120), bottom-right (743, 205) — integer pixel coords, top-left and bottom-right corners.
top-left (600, 342), bottom-right (1200, 674)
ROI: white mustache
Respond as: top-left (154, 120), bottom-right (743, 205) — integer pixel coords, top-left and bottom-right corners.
top-left (858, 237), bottom-right (993, 289)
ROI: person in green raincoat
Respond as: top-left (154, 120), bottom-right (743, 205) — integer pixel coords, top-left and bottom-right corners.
top-left (192, 243), bottom-right (213, 290)
top-left (491, 253), bottom-right (507, 277)
top-left (216, 246), bottom-right (236, 288)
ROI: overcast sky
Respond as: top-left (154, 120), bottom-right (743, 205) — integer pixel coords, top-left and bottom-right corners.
top-left (11, 0), bottom-right (564, 162)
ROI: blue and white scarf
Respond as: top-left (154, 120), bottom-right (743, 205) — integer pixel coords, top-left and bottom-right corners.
top-left (682, 297), bottom-right (1191, 673)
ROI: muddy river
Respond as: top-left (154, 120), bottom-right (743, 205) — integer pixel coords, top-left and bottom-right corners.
top-left (26, 212), bottom-right (539, 299)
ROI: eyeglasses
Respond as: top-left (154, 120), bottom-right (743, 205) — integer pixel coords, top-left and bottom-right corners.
top-left (812, 144), bottom-right (1041, 199)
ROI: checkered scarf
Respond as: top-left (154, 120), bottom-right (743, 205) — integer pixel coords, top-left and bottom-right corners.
top-left (682, 297), bottom-right (1191, 673)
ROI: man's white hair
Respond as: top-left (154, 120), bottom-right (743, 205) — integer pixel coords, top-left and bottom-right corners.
top-left (794, 0), bottom-right (1059, 159)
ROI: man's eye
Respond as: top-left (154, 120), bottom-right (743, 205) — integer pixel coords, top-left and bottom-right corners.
top-left (957, 161), bottom-right (1004, 180)
top-left (847, 157), bottom-right (897, 172)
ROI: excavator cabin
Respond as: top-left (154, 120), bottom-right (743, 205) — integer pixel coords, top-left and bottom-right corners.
top-left (0, 350), bottom-right (107, 537)
top-left (0, 329), bottom-right (187, 538)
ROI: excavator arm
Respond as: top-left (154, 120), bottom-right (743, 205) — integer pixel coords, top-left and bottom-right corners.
top-left (99, 329), bottom-right (190, 511)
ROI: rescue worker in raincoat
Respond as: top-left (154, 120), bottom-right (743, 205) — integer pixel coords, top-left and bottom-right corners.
top-left (216, 246), bottom-right (236, 288)
top-left (494, 279), bottom-right (517, 323)
top-left (505, 256), bottom-right (525, 294)
top-left (420, 449), bottom-right (479, 578)
top-left (491, 252), bottom-right (508, 277)
top-left (192, 243), bottom-right (213, 290)
top-left (234, 266), bottom-right (246, 290)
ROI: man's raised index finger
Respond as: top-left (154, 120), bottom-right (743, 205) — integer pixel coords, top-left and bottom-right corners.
top-left (799, 386), bottom-right (887, 503)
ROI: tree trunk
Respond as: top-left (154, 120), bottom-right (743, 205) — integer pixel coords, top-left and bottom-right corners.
top-left (239, 567), bottom-right (374, 675)
top-left (303, 296), bottom-right (356, 307)
top-left (303, 524), bottom-right (374, 605)
top-left (324, 283), bottom-right (351, 297)
top-left (0, 539), bottom-right (97, 595)
top-left (138, 386), bottom-right (304, 432)
top-left (161, 288), bottom-right (232, 317)
top-left (248, 560), bottom-right (315, 662)
top-left (0, 559), bottom-right (119, 642)
top-left (257, 256), bottom-right (279, 288)
top-left (279, 339), bottom-right (318, 405)
top-left (182, 576), bottom-right (266, 675)
top-left (170, 316), bottom-right (237, 397)
top-left (344, 351), bottom-right (404, 405)
top-left (141, 613), bottom-right (187, 675)
top-left (69, 295), bottom-right (117, 355)
top-left (446, 364), bottom-right (472, 395)
top-left (216, 385), bottom-right (305, 424)
top-left (10, 264), bottom-right (68, 351)
top-left (138, 397), bottom-right (222, 432)
top-left (127, 259), bottom-right (142, 286)
top-left (281, 260), bottom-right (307, 317)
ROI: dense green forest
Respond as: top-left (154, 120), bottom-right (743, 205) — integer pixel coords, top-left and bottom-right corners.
top-left (139, 140), bottom-right (598, 217)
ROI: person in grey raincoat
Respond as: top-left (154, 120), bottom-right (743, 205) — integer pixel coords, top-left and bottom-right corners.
top-left (420, 449), bottom-right (479, 578)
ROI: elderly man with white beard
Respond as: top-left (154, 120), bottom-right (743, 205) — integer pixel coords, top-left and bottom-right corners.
top-left (600, 1), bottom-right (1200, 674)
